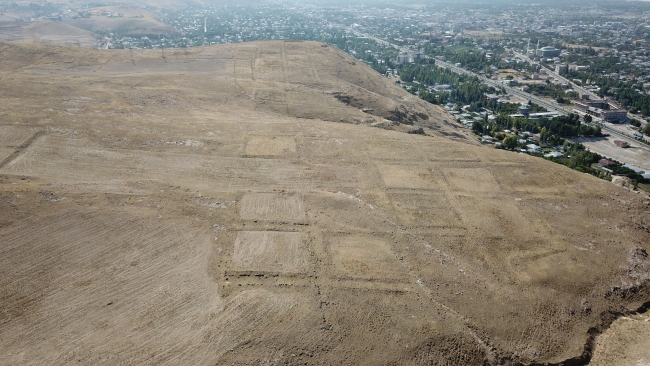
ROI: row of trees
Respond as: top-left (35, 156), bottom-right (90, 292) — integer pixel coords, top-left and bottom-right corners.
top-left (400, 61), bottom-right (471, 86)
top-left (399, 62), bottom-right (495, 106)
top-left (537, 114), bottom-right (602, 138)
top-left (485, 101), bottom-right (546, 115)
top-left (473, 113), bottom-right (602, 153)
top-left (563, 68), bottom-right (650, 116)
top-left (527, 83), bottom-right (578, 104)
top-left (442, 50), bottom-right (494, 73)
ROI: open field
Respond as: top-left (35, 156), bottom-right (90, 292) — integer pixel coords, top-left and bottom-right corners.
top-left (0, 3), bottom-right (178, 44)
top-left (571, 136), bottom-right (650, 172)
top-left (239, 193), bottom-right (306, 223)
top-left (232, 231), bottom-right (308, 274)
top-left (0, 40), bottom-right (649, 365)
top-left (328, 235), bottom-right (407, 281)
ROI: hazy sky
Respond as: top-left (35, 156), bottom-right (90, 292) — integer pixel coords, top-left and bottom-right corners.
top-left (283, 0), bottom-right (635, 5)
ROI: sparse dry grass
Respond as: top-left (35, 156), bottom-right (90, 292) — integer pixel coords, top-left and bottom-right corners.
top-left (0, 41), bottom-right (649, 365)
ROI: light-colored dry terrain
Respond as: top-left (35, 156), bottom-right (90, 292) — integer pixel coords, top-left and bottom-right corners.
top-left (1, 40), bottom-right (650, 365)
top-left (590, 310), bottom-right (650, 366)
top-left (571, 136), bottom-right (650, 173)
top-left (61, 10), bottom-right (179, 39)
top-left (0, 3), bottom-right (178, 43)
top-left (0, 20), bottom-right (97, 47)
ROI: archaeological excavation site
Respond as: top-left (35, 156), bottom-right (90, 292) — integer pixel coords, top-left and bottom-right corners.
top-left (1, 39), bottom-right (650, 365)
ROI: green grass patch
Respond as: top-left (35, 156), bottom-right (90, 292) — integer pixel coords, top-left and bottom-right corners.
top-left (447, 46), bottom-right (475, 53)
top-left (638, 183), bottom-right (650, 194)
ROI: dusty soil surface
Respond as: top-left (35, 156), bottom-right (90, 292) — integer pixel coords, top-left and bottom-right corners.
top-left (0, 20), bottom-right (97, 47)
top-left (1, 40), bottom-right (650, 365)
top-left (61, 11), bottom-right (179, 38)
top-left (570, 136), bottom-right (650, 173)
top-left (589, 310), bottom-right (650, 366)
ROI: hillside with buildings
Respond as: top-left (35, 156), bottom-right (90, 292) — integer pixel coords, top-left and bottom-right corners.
top-left (0, 40), bottom-right (649, 365)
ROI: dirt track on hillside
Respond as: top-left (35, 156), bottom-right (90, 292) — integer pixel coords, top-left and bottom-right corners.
top-left (1, 41), bottom-right (649, 365)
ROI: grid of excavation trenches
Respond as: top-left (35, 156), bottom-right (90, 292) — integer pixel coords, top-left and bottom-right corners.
top-left (0, 41), bottom-right (649, 365)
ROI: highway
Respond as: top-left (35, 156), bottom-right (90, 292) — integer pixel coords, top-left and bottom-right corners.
top-left (343, 27), bottom-right (650, 155)
top-left (437, 58), bottom-right (650, 153)
top-left (512, 50), bottom-right (643, 122)
top-left (596, 123), bottom-right (650, 149)
top-left (433, 57), bottom-right (576, 114)
top-left (346, 28), bottom-right (572, 113)
top-left (512, 51), bottom-right (599, 100)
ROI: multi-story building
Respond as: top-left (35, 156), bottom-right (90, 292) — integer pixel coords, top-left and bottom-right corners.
top-left (537, 46), bottom-right (561, 58)
top-left (574, 97), bottom-right (628, 122)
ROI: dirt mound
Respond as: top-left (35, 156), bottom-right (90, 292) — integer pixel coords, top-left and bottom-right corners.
top-left (0, 41), bottom-right (649, 365)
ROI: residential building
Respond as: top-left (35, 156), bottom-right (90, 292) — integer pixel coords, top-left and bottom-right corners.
top-left (574, 98), bottom-right (628, 122)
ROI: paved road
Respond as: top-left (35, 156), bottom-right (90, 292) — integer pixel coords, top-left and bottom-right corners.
top-left (342, 28), bottom-right (650, 158)
top-left (433, 57), bottom-right (574, 115)
top-left (512, 51), bottom-right (643, 122)
top-left (570, 136), bottom-right (650, 172)
top-left (512, 51), bottom-right (599, 100)
top-left (589, 122), bottom-right (650, 150)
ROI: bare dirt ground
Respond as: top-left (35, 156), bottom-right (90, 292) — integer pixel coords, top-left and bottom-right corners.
top-left (589, 309), bottom-right (650, 365)
top-left (0, 20), bottom-right (97, 47)
top-left (571, 136), bottom-right (650, 172)
top-left (61, 12), bottom-right (179, 38)
top-left (1, 40), bottom-right (650, 365)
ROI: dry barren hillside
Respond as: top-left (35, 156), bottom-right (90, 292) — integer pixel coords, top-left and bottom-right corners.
top-left (1, 41), bottom-right (650, 365)
top-left (0, 21), bottom-right (96, 47)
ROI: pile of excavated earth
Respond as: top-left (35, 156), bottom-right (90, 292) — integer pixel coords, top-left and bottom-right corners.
top-left (1, 40), bottom-right (649, 365)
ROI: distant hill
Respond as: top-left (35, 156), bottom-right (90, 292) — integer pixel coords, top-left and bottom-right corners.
top-left (0, 20), bottom-right (96, 47)
top-left (62, 17), bottom-right (179, 38)
top-left (0, 0), bottom-right (270, 9)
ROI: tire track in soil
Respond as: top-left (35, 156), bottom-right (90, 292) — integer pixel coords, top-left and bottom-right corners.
top-left (348, 149), bottom-right (501, 363)
top-left (224, 175), bottom-right (500, 363)
top-left (0, 208), bottom-right (223, 365)
top-left (0, 131), bottom-right (44, 170)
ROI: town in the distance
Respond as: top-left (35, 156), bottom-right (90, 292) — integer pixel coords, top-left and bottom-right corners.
top-left (6, 0), bottom-right (650, 191)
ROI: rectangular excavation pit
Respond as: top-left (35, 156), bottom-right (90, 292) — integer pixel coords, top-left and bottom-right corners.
top-left (418, 141), bottom-right (480, 162)
top-left (454, 195), bottom-right (526, 239)
top-left (377, 164), bottom-right (440, 190)
top-left (239, 193), bottom-right (306, 223)
top-left (328, 235), bottom-right (407, 281)
top-left (387, 192), bottom-right (462, 228)
top-left (244, 136), bottom-right (296, 157)
top-left (363, 139), bottom-right (423, 162)
top-left (0, 135), bottom-right (318, 192)
top-left (232, 231), bottom-right (308, 274)
top-left (443, 167), bottom-right (501, 193)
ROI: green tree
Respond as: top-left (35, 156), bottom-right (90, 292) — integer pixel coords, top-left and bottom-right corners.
top-left (540, 127), bottom-right (548, 142)
top-left (594, 126), bottom-right (602, 136)
top-left (502, 135), bottom-right (518, 149)
top-left (472, 121), bottom-right (483, 134)
top-left (583, 114), bottom-right (592, 123)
